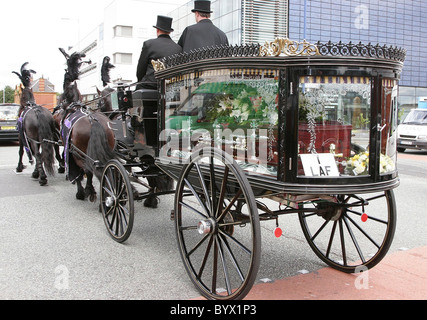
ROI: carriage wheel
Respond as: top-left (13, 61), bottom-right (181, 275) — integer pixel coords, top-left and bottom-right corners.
top-left (298, 190), bottom-right (396, 273)
top-left (100, 159), bottom-right (134, 243)
top-left (174, 147), bottom-right (261, 300)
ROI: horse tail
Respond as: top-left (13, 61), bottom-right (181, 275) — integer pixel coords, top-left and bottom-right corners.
top-left (85, 120), bottom-right (115, 180)
top-left (34, 107), bottom-right (56, 176)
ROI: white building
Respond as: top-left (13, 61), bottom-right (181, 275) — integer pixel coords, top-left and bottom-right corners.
top-left (70, 0), bottom-right (289, 100)
top-left (69, 0), bottom-right (186, 99)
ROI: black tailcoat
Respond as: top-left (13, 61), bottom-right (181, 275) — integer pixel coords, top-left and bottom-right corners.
top-left (136, 34), bottom-right (182, 89)
top-left (178, 19), bottom-right (229, 53)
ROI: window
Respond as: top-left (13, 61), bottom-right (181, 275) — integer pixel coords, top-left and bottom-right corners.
top-left (163, 68), bottom-right (280, 177)
top-left (298, 76), bottom-right (374, 177)
top-left (113, 53), bottom-right (132, 65)
top-left (242, 0), bottom-right (289, 44)
top-left (114, 25), bottom-right (133, 38)
top-left (99, 23), bottom-right (104, 41)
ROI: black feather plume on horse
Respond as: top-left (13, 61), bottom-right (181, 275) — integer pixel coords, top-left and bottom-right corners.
top-left (97, 56), bottom-right (116, 116)
top-left (12, 62), bottom-right (36, 89)
top-left (58, 48), bottom-right (92, 109)
top-left (59, 48), bottom-right (92, 92)
top-left (101, 56), bottom-right (115, 87)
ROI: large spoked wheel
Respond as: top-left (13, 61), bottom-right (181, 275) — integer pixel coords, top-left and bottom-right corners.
top-left (298, 190), bottom-right (396, 273)
top-left (175, 147), bottom-right (261, 300)
top-left (100, 159), bottom-right (134, 243)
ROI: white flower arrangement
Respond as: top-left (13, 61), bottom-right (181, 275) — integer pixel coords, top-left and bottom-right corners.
top-left (206, 82), bottom-right (278, 127)
top-left (346, 151), bottom-right (395, 175)
top-left (379, 153), bottom-right (396, 174)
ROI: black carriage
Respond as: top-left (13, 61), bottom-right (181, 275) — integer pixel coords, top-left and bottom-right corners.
top-left (99, 39), bottom-right (406, 300)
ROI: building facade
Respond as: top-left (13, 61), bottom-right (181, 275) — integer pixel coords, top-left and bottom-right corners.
top-left (74, 0), bottom-right (425, 114)
top-left (69, 0), bottom-right (183, 101)
top-left (287, 0), bottom-right (427, 113)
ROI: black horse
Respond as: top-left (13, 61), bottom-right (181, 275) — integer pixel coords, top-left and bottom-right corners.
top-left (13, 63), bottom-right (63, 185)
top-left (57, 49), bottom-right (115, 201)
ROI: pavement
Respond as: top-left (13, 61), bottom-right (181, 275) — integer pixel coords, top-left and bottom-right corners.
top-left (243, 246), bottom-right (427, 300)
top-left (192, 246), bottom-right (427, 300)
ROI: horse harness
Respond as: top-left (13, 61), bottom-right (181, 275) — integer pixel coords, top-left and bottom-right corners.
top-left (17, 103), bottom-right (40, 159)
top-left (60, 106), bottom-right (105, 182)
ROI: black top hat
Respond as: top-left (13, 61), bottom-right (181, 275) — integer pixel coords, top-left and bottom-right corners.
top-left (192, 0), bottom-right (213, 13)
top-left (153, 15), bottom-right (174, 33)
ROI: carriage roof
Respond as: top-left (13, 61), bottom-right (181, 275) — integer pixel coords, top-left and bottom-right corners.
top-left (153, 39), bottom-right (406, 78)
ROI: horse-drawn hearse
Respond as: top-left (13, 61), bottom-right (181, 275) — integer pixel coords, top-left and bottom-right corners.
top-left (15, 39), bottom-right (407, 300)
top-left (93, 39), bottom-right (406, 300)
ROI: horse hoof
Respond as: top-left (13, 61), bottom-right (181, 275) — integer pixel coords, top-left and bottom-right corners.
top-left (89, 193), bottom-right (97, 203)
top-left (144, 197), bottom-right (159, 209)
top-left (39, 180), bottom-right (48, 186)
top-left (58, 167), bottom-right (65, 174)
top-left (32, 172), bottom-right (39, 179)
top-left (76, 192), bottom-right (85, 201)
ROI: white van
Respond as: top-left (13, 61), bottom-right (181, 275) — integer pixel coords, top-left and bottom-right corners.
top-left (397, 108), bottom-right (427, 152)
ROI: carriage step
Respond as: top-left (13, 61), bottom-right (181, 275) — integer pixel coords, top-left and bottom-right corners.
top-left (133, 172), bottom-right (165, 178)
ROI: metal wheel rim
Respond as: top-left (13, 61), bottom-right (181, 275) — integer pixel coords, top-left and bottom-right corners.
top-left (298, 190), bottom-right (396, 273)
top-left (175, 147), bottom-right (261, 300)
top-left (100, 160), bottom-right (134, 243)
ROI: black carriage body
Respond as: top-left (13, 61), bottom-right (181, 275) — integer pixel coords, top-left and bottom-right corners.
top-left (154, 40), bottom-right (406, 197)
top-left (100, 40), bottom-right (407, 299)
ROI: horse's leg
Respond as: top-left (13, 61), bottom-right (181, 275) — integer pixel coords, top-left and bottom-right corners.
top-left (75, 175), bottom-right (86, 200)
top-left (144, 177), bottom-right (159, 208)
top-left (34, 145), bottom-right (48, 186)
top-left (31, 143), bottom-right (40, 179)
top-left (55, 144), bottom-right (65, 174)
top-left (84, 171), bottom-right (97, 202)
top-left (16, 139), bottom-right (25, 173)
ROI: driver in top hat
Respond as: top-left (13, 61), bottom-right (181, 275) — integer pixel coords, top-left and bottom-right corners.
top-left (178, 0), bottom-right (229, 53)
top-left (136, 15), bottom-right (181, 89)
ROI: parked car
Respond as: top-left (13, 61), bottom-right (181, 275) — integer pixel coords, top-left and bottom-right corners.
top-left (397, 108), bottom-right (427, 152)
top-left (0, 103), bottom-right (20, 141)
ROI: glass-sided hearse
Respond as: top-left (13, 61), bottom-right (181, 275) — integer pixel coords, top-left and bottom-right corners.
top-left (102, 39), bottom-right (406, 300)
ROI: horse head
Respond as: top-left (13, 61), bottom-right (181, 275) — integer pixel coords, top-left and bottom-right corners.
top-left (96, 87), bottom-right (115, 114)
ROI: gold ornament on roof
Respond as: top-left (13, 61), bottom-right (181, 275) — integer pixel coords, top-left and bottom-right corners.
top-left (152, 59), bottom-right (166, 72)
top-left (259, 38), bottom-right (320, 57)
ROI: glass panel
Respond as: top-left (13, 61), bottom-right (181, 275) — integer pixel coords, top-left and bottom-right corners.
top-left (161, 68), bottom-right (280, 178)
top-left (379, 80), bottom-right (399, 175)
top-left (297, 76), bottom-right (372, 177)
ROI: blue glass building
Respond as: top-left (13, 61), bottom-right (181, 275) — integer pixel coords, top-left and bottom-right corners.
top-left (170, 0), bottom-right (427, 111)
top-left (288, 0), bottom-right (427, 112)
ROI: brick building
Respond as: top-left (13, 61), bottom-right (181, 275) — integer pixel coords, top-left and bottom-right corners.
top-left (14, 77), bottom-right (57, 111)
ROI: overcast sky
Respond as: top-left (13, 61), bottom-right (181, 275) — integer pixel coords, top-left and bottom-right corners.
top-left (1, 0), bottom-right (188, 92)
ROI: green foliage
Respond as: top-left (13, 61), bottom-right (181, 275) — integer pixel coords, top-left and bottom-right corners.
top-left (0, 86), bottom-right (15, 103)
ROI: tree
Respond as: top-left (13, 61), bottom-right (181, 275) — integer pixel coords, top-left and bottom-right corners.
top-left (0, 86), bottom-right (15, 103)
